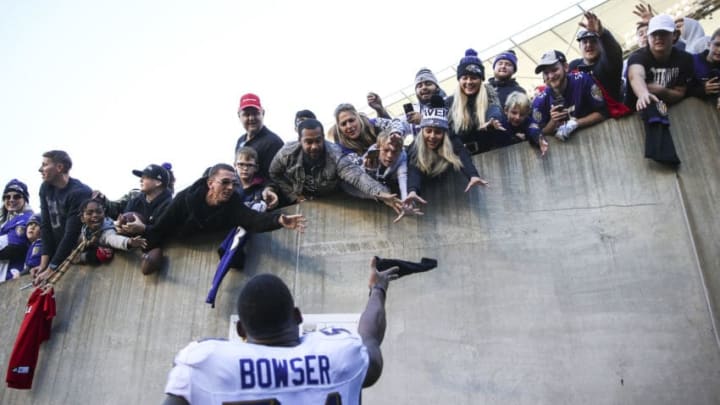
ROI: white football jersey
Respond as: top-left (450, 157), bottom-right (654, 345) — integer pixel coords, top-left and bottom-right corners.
top-left (165, 327), bottom-right (369, 405)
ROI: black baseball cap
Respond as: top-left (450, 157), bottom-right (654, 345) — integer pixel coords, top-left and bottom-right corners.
top-left (132, 164), bottom-right (169, 187)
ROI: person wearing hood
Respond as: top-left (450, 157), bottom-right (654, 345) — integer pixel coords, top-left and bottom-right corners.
top-left (488, 50), bottom-right (527, 109)
top-left (0, 179), bottom-right (35, 282)
top-left (689, 27), bottom-right (720, 110)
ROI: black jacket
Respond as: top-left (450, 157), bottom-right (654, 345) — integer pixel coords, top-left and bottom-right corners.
top-left (569, 29), bottom-right (624, 101)
top-left (145, 177), bottom-right (282, 247)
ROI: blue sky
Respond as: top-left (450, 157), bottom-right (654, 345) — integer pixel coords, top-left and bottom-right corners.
top-left (1, 0), bottom-right (581, 202)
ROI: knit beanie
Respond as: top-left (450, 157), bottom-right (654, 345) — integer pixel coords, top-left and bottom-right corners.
top-left (493, 50), bottom-right (518, 72)
top-left (3, 179), bottom-right (29, 201)
top-left (456, 49), bottom-right (484, 80)
top-left (414, 68), bottom-right (439, 87)
top-left (420, 95), bottom-right (449, 130)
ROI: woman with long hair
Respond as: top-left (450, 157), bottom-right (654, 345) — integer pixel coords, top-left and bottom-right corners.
top-left (329, 103), bottom-right (409, 164)
top-left (0, 179), bottom-right (35, 282)
top-left (446, 48), bottom-right (505, 155)
top-left (403, 96), bottom-right (488, 214)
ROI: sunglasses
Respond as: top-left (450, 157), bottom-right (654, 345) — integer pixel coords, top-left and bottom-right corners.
top-left (216, 178), bottom-right (241, 187)
top-left (3, 193), bottom-right (23, 201)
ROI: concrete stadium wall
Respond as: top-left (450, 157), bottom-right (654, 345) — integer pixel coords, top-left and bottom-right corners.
top-left (1, 98), bottom-right (719, 404)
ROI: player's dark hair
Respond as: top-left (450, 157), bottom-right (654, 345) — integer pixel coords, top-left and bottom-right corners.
top-left (207, 163), bottom-right (236, 179)
top-left (237, 274), bottom-right (295, 337)
top-left (43, 150), bottom-right (73, 173)
top-left (297, 118), bottom-right (324, 139)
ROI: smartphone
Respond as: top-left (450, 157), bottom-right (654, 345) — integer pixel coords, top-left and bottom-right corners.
top-left (366, 149), bottom-right (379, 159)
top-left (403, 103), bottom-right (414, 115)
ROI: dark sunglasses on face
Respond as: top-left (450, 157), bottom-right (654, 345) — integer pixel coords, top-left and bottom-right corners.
top-left (217, 178), bottom-right (241, 187)
top-left (3, 193), bottom-right (23, 201)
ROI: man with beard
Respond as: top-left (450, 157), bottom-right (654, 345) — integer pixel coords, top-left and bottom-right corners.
top-left (269, 118), bottom-right (402, 214)
top-left (143, 164), bottom-right (305, 252)
top-left (488, 50), bottom-right (526, 109)
top-left (530, 50), bottom-right (606, 142)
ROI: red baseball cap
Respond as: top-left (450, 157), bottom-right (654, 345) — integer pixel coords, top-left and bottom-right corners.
top-left (239, 93), bottom-right (262, 111)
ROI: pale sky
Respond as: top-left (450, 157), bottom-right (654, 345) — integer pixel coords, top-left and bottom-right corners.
top-left (1, 0), bottom-right (583, 202)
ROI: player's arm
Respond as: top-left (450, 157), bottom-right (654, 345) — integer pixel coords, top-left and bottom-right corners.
top-left (358, 258), bottom-right (399, 388)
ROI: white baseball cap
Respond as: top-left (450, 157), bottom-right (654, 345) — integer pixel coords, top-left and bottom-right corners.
top-left (648, 14), bottom-right (676, 35)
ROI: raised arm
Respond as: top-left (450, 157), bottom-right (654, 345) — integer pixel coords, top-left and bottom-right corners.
top-left (359, 257), bottom-right (399, 387)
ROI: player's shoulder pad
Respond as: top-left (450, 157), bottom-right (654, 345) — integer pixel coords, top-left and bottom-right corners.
top-left (174, 338), bottom-right (228, 366)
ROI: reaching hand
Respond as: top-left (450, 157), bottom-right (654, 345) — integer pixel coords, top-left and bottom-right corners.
top-left (367, 92), bottom-right (384, 111)
top-left (481, 118), bottom-right (506, 131)
top-left (376, 192), bottom-right (403, 215)
top-left (636, 91), bottom-right (660, 111)
top-left (539, 136), bottom-right (549, 157)
top-left (633, 3), bottom-right (655, 24)
top-left (128, 236), bottom-right (148, 250)
top-left (369, 257), bottom-right (400, 291)
top-left (465, 176), bottom-right (488, 192)
top-left (394, 193), bottom-right (427, 223)
top-left (579, 11), bottom-right (602, 33)
top-left (262, 187), bottom-right (279, 210)
top-left (279, 214), bottom-right (306, 233)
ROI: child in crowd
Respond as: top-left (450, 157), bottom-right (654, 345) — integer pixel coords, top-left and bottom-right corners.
top-left (74, 199), bottom-right (147, 265)
top-left (502, 92), bottom-right (549, 156)
top-left (362, 131), bottom-right (409, 201)
top-left (22, 214), bottom-right (42, 277)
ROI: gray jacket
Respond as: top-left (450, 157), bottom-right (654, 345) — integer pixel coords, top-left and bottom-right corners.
top-left (269, 141), bottom-right (388, 201)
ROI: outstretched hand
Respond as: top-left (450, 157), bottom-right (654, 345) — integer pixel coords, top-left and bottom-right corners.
top-left (539, 136), bottom-right (549, 157)
top-left (279, 214), bottom-right (307, 233)
top-left (376, 192), bottom-right (403, 215)
top-left (394, 193), bottom-right (427, 223)
top-left (480, 118), bottom-right (506, 131)
top-left (633, 3), bottom-right (655, 24)
top-left (579, 11), bottom-right (602, 33)
top-left (465, 176), bottom-right (489, 192)
top-left (369, 257), bottom-right (400, 291)
top-left (367, 92), bottom-right (384, 111)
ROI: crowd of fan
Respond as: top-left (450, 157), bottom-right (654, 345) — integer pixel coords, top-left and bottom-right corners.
top-left (0, 7), bottom-right (718, 297)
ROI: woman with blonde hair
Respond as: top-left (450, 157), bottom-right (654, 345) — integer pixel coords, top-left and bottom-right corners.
top-left (403, 96), bottom-right (488, 213)
top-left (329, 103), bottom-right (408, 164)
top-left (446, 49), bottom-right (506, 155)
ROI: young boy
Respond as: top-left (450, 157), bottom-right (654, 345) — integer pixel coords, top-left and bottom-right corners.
top-left (74, 199), bottom-right (147, 265)
top-left (21, 214), bottom-right (43, 278)
top-left (503, 91), bottom-right (549, 156)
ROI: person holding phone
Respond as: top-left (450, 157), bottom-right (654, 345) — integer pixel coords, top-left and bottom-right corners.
top-left (530, 50), bottom-right (606, 142)
top-left (689, 27), bottom-right (720, 110)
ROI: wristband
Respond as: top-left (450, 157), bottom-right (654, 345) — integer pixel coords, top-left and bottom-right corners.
top-left (368, 284), bottom-right (386, 297)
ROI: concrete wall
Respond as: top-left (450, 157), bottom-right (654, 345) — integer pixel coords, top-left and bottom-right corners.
top-left (2, 98), bottom-right (719, 404)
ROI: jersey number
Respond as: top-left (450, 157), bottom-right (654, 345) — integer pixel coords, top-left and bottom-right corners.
top-left (223, 392), bottom-right (342, 405)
